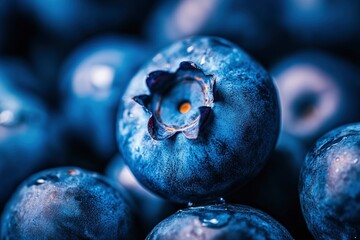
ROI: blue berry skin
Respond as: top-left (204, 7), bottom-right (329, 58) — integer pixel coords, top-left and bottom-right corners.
top-left (299, 123), bottom-right (360, 239)
top-left (1, 167), bottom-right (137, 240)
top-left (106, 155), bottom-right (179, 234)
top-left (146, 204), bottom-right (293, 239)
top-left (279, 0), bottom-right (360, 45)
top-left (0, 61), bottom-right (49, 207)
top-left (272, 51), bottom-right (360, 147)
top-left (61, 36), bottom-right (150, 159)
top-left (117, 36), bottom-right (280, 203)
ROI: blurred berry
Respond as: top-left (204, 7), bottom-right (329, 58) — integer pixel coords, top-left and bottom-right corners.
top-left (0, 60), bottom-right (49, 208)
top-left (272, 51), bottom-right (360, 147)
top-left (145, 0), bottom-right (286, 62)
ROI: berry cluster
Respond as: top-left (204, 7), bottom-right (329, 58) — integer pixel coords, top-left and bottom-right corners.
top-left (1, 0), bottom-right (360, 239)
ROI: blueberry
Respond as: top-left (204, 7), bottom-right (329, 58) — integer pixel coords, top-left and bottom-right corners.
top-left (272, 51), bottom-right (360, 147)
top-left (61, 36), bottom-right (150, 159)
top-left (106, 155), bottom-right (179, 234)
top-left (145, 0), bottom-right (283, 60)
top-left (1, 167), bottom-right (136, 239)
top-left (117, 36), bottom-right (280, 203)
top-left (146, 203), bottom-right (293, 239)
top-left (300, 123), bottom-right (360, 239)
top-left (0, 61), bottom-right (49, 207)
top-left (279, 0), bottom-right (360, 45)
top-left (17, 0), bottom-right (155, 41)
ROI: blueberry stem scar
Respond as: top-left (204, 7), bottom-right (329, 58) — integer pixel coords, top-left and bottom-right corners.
top-left (132, 61), bottom-right (215, 140)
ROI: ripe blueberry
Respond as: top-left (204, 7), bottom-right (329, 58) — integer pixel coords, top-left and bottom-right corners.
top-left (117, 36), bottom-right (280, 203)
top-left (61, 36), bottom-right (150, 159)
top-left (0, 61), bottom-right (49, 207)
top-left (272, 51), bottom-right (360, 147)
top-left (1, 167), bottom-right (136, 239)
top-left (300, 123), bottom-right (360, 239)
top-left (146, 203), bottom-right (293, 239)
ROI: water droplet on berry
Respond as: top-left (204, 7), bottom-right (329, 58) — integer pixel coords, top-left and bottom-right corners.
top-left (186, 46), bottom-right (194, 53)
top-left (354, 158), bottom-right (358, 164)
top-left (36, 179), bottom-right (46, 185)
top-left (335, 157), bottom-right (340, 162)
top-left (199, 211), bottom-right (231, 228)
top-left (29, 174), bottom-right (60, 186)
top-left (200, 56), bottom-right (206, 65)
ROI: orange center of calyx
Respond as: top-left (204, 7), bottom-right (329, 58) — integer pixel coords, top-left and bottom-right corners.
top-left (179, 101), bottom-right (192, 114)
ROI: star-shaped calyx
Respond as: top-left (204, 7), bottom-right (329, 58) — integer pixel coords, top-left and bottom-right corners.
top-left (133, 61), bottom-right (215, 140)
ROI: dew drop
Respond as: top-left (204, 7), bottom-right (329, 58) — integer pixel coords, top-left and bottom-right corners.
top-left (200, 56), bottom-right (206, 65)
top-left (28, 173), bottom-right (60, 187)
top-left (36, 179), bottom-right (45, 185)
top-left (199, 211), bottom-right (231, 229)
top-left (335, 157), bottom-right (340, 162)
top-left (354, 158), bottom-right (358, 164)
top-left (187, 46), bottom-right (194, 53)
top-left (205, 218), bottom-right (219, 225)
